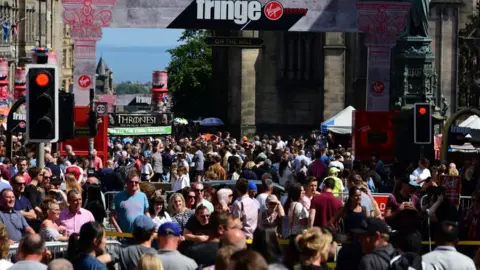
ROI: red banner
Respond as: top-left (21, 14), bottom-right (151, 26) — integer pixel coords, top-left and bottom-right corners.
top-left (372, 195), bottom-right (389, 216)
top-left (439, 175), bottom-right (462, 205)
top-left (0, 85), bottom-right (8, 100)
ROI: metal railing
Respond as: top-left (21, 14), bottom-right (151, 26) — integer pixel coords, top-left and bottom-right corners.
top-left (8, 240), bottom-right (122, 261)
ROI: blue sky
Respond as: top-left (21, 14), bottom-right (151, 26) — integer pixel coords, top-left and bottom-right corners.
top-left (98, 28), bottom-right (183, 47)
top-left (96, 29), bottom-right (184, 82)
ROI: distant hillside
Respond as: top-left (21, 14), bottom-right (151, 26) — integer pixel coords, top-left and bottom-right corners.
top-left (96, 44), bottom-right (174, 83)
top-left (115, 82), bottom-right (150, 94)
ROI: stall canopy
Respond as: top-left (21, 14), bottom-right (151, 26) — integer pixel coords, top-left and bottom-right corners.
top-left (459, 115), bottom-right (480, 129)
top-left (321, 106), bottom-right (355, 134)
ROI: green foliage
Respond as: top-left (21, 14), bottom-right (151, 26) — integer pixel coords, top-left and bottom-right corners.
top-left (115, 82), bottom-right (150, 95)
top-left (167, 30), bottom-right (213, 119)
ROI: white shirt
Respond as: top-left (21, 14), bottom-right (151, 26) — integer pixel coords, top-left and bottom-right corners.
top-left (152, 213), bottom-right (172, 231)
top-left (412, 167), bottom-right (431, 183)
top-left (256, 193), bottom-right (268, 211)
top-left (0, 259), bottom-right (12, 270)
top-left (422, 246), bottom-right (476, 270)
top-left (171, 175), bottom-right (190, 192)
top-left (140, 163), bottom-right (153, 175)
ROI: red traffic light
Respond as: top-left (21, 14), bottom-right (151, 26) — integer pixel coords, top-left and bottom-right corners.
top-left (35, 73), bottom-right (49, 87)
top-left (418, 107), bottom-right (427, 115)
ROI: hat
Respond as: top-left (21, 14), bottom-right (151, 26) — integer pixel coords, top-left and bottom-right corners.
top-left (158, 222), bottom-right (182, 237)
top-left (133, 215), bottom-right (156, 232)
top-left (351, 217), bottom-right (390, 235)
top-left (264, 159), bottom-right (272, 167)
top-left (257, 153), bottom-right (267, 161)
top-left (404, 175), bottom-right (421, 188)
top-left (266, 194), bottom-right (280, 204)
top-left (242, 136), bottom-right (248, 142)
top-left (65, 166), bottom-right (84, 184)
top-left (329, 167), bottom-right (340, 175)
top-left (248, 181), bottom-right (257, 191)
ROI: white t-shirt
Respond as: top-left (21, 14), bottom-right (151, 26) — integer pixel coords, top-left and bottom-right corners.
top-left (152, 213), bottom-right (172, 231)
top-left (413, 167), bottom-right (431, 183)
top-left (256, 193), bottom-right (269, 211)
top-left (0, 259), bottom-right (12, 270)
top-left (171, 175), bottom-right (190, 192)
top-left (141, 163), bottom-right (153, 175)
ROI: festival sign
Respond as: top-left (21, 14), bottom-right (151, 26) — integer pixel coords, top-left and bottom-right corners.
top-left (372, 195), bottom-right (389, 216)
top-left (14, 67), bottom-right (26, 99)
top-left (439, 175), bottom-right (462, 205)
top-left (108, 113), bottom-right (173, 127)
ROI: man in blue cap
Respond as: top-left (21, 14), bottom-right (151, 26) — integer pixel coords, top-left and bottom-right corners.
top-left (108, 215), bottom-right (157, 270)
top-left (156, 222), bottom-right (198, 270)
top-left (248, 180), bottom-right (260, 209)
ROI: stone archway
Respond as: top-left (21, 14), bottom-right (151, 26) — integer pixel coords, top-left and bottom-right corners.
top-left (60, 0), bottom-right (411, 113)
top-left (441, 108), bottom-right (480, 159)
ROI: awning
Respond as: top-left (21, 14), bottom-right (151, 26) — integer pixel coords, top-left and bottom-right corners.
top-left (459, 115), bottom-right (480, 129)
top-left (107, 126), bottom-right (171, 136)
top-left (321, 106), bottom-right (355, 134)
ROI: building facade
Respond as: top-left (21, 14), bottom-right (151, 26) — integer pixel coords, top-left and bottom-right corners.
top-left (212, 0), bottom-right (470, 137)
top-left (62, 25), bottom-right (74, 91)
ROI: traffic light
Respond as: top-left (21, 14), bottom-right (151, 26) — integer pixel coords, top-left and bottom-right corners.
top-left (88, 110), bottom-right (98, 137)
top-left (26, 64), bottom-right (58, 143)
top-left (414, 103), bottom-right (432, 144)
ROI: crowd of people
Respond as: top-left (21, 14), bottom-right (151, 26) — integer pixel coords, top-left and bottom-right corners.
top-left (0, 131), bottom-right (479, 269)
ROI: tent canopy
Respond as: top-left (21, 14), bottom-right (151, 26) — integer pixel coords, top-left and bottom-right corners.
top-left (459, 115), bottom-right (480, 129)
top-left (321, 106), bottom-right (355, 134)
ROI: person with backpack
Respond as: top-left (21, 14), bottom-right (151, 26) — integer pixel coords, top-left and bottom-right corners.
top-left (354, 217), bottom-right (397, 270)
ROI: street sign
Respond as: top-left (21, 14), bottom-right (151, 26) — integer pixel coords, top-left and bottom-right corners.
top-left (95, 102), bottom-right (108, 116)
top-left (78, 75), bottom-right (91, 88)
top-left (205, 37), bottom-right (264, 48)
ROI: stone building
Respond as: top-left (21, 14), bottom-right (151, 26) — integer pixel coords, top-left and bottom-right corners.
top-left (212, 0), bottom-right (473, 137)
top-left (95, 57), bottom-right (114, 94)
top-left (61, 25), bottom-right (74, 91)
top-left (0, 0), bottom-right (64, 90)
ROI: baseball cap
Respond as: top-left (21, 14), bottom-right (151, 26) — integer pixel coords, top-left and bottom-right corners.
top-left (351, 217), bottom-right (390, 235)
top-left (133, 215), bottom-right (156, 232)
top-left (65, 166), bottom-right (84, 184)
top-left (248, 181), bottom-right (257, 191)
top-left (329, 167), bottom-right (340, 175)
top-left (158, 222), bottom-right (182, 237)
top-left (266, 194), bottom-right (280, 204)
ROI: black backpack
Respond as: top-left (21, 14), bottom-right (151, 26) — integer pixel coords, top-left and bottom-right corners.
top-left (113, 158), bottom-right (136, 190)
top-left (386, 252), bottom-right (424, 270)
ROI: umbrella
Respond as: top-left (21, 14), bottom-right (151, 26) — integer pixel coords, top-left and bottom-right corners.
top-left (200, 117), bottom-right (224, 126)
top-left (173, 118), bottom-right (188, 125)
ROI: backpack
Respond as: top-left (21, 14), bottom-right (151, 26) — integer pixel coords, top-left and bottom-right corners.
top-left (113, 158), bottom-right (136, 190)
top-left (386, 252), bottom-right (424, 270)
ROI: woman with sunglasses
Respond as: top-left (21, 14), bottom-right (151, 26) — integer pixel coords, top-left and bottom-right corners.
top-left (168, 193), bottom-right (194, 233)
top-left (182, 187), bottom-right (196, 210)
top-left (150, 196), bottom-right (172, 231)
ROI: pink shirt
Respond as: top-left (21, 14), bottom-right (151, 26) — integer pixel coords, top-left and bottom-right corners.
top-left (94, 156), bottom-right (103, 170)
top-left (58, 208), bottom-right (95, 236)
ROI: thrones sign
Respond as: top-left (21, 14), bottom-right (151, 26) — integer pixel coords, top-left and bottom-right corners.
top-left (108, 113), bottom-right (172, 127)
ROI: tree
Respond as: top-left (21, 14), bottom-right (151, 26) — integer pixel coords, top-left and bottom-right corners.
top-left (167, 30), bottom-right (213, 119)
top-left (115, 82), bottom-right (150, 95)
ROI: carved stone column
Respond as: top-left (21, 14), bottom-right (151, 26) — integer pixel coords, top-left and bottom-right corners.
top-left (61, 0), bottom-right (117, 105)
top-left (357, 2), bottom-right (410, 112)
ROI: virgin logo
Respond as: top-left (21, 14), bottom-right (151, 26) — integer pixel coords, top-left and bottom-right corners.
top-left (264, 1), bottom-right (283, 20)
top-left (78, 75), bottom-right (91, 88)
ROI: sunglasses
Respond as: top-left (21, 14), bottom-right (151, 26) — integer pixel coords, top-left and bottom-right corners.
top-left (200, 214), bottom-right (210, 218)
top-left (188, 195), bottom-right (195, 199)
top-left (194, 189), bottom-right (204, 193)
top-left (15, 183), bottom-right (26, 186)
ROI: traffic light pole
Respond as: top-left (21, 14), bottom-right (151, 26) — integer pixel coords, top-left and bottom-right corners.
top-left (36, 143), bottom-right (45, 168)
top-left (89, 88), bottom-right (95, 170)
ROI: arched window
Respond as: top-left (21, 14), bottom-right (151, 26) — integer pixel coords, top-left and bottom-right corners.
top-left (279, 32), bottom-right (318, 82)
